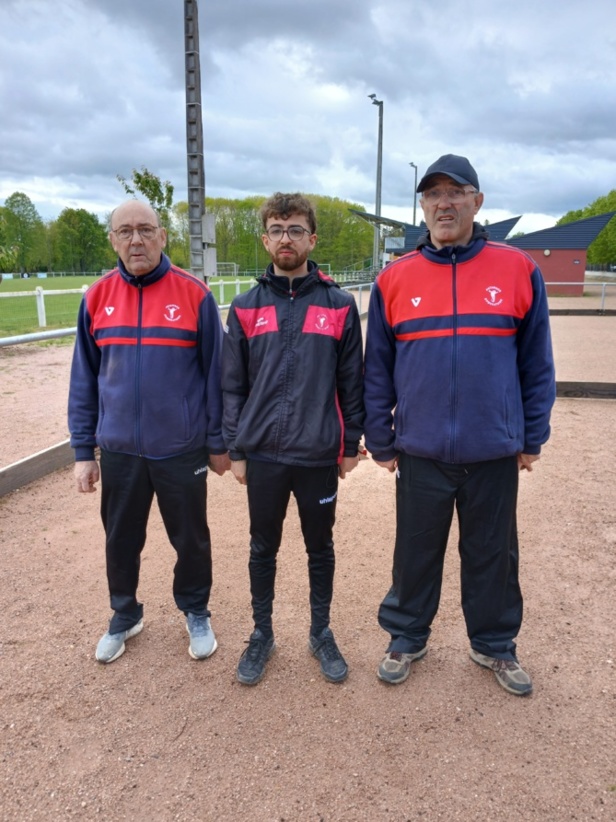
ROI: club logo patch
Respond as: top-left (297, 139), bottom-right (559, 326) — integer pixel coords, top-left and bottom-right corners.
top-left (164, 304), bottom-right (181, 322)
top-left (484, 286), bottom-right (503, 307)
top-left (315, 313), bottom-right (330, 331)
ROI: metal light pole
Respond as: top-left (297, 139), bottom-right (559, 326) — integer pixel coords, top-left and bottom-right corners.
top-left (185, 0), bottom-right (215, 281)
top-left (409, 162), bottom-right (418, 226)
top-left (368, 94), bottom-right (383, 272)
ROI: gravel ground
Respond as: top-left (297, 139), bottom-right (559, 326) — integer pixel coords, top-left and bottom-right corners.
top-left (0, 315), bottom-right (615, 822)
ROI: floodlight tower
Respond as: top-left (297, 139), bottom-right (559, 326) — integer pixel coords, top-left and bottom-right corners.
top-left (409, 162), bottom-right (418, 226)
top-left (368, 94), bottom-right (383, 272)
top-left (184, 0), bottom-right (216, 280)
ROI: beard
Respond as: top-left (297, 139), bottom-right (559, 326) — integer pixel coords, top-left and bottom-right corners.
top-left (270, 245), bottom-right (310, 272)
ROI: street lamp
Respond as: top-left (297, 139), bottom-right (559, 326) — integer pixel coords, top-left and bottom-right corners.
top-left (368, 94), bottom-right (383, 272)
top-left (409, 162), bottom-right (418, 226)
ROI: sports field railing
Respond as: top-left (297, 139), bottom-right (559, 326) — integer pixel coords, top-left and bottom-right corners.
top-left (0, 281), bottom-right (374, 347)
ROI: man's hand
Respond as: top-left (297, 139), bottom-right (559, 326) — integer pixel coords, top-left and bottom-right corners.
top-left (209, 452), bottom-right (232, 476)
top-left (230, 459), bottom-right (247, 485)
top-left (518, 453), bottom-right (540, 471)
top-left (338, 455), bottom-right (359, 479)
top-left (374, 457), bottom-right (398, 473)
top-left (74, 460), bottom-right (99, 493)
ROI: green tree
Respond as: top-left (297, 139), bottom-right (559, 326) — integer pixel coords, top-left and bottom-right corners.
top-left (0, 206), bottom-right (19, 273)
top-left (168, 201), bottom-right (190, 269)
top-left (558, 190), bottom-right (616, 264)
top-left (196, 194), bottom-right (374, 274)
top-left (3, 192), bottom-right (46, 273)
top-left (117, 166), bottom-right (174, 230)
top-left (52, 208), bottom-right (112, 273)
top-left (204, 196), bottom-right (267, 272)
top-left (310, 195), bottom-right (374, 270)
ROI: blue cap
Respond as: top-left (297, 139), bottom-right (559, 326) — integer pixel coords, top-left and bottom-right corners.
top-left (417, 154), bottom-right (480, 192)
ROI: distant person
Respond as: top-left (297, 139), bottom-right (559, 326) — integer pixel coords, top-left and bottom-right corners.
top-left (222, 192), bottom-right (364, 685)
top-left (364, 155), bottom-right (555, 695)
top-left (68, 199), bottom-right (230, 664)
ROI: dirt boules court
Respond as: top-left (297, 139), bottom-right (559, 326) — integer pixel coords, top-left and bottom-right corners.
top-left (0, 316), bottom-right (615, 821)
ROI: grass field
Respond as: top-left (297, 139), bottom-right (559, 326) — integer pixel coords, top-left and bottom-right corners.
top-left (0, 275), bottom-right (256, 338)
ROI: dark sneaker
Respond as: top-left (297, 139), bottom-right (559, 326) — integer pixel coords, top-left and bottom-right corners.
top-left (470, 648), bottom-right (533, 696)
top-left (95, 619), bottom-right (144, 664)
top-left (377, 647), bottom-right (428, 684)
top-left (308, 627), bottom-right (348, 683)
top-left (186, 613), bottom-right (217, 660)
top-left (236, 629), bottom-right (276, 685)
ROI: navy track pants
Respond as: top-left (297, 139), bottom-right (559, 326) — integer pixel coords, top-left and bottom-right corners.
top-left (100, 448), bottom-right (212, 634)
top-left (379, 453), bottom-right (523, 660)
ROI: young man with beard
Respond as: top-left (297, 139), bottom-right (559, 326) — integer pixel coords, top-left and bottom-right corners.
top-left (222, 192), bottom-right (365, 685)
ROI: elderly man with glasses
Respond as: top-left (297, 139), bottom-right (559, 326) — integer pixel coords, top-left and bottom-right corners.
top-left (364, 155), bottom-right (555, 695)
top-left (68, 199), bottom-right (230, 664)
top-left (222, 192), bottom-right (365, 686)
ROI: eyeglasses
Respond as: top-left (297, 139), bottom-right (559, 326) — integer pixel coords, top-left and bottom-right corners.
top-left (421, 187), bottom-right (478, 204)
top-left (265, 225), bottom-right (312, 241)
top-left (112, 225), bottom-right (160, 241)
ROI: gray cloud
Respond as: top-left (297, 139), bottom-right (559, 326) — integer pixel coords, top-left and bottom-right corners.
top-left (1, 0), bottom-right (615, 231)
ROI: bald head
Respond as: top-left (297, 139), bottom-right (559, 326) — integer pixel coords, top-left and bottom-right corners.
top-left (109, 200), bottom-right (161, 231)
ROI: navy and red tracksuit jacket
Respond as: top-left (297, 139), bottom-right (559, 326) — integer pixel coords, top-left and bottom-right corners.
top-left (222, 261), bottom-right (365, 467)
top-left (68, 253), bottom-right (226, 461)
top-left (364, 225), bottom-right (556, 465)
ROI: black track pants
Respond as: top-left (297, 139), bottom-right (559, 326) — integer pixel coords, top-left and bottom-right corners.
top-left (245, 460), bottom-right (339, 637)
top-left (378, 454), bottom-right (523, 660)
top-left (100, 448), bottom-right (212, 634)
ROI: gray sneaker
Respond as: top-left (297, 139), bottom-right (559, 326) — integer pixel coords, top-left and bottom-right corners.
top-left (469, 648), bottom-right (533, 696)
top-left (377, 647), bottom-right (428, 684)
top-left (95, 619), bottom-right (144, 664)
top-left (186, 613), bottom-right (217, 659)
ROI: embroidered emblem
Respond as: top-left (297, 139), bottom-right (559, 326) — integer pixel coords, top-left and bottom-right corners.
top-left (315, 313), bottom-right (330, 331)
top-left (164, 304), bottom-right (181, 322)
top-left (411, 297), bottom-right (421, 307)
top-left (484, 286), bottom-right (503, 307)
top-left (105, 306), bottom-right (114, 316)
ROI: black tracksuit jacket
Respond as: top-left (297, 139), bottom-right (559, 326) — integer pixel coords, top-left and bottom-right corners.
top-left (222, 261), bottom-right (365, 466)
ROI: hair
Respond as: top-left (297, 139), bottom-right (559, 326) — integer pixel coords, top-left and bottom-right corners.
top-left (260, 193), bottom-right (317, 234)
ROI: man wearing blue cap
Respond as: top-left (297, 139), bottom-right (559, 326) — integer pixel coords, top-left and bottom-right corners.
top-left (364, 155), bottom-right (555, 695)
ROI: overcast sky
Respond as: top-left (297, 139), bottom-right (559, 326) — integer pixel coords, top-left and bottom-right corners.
top-left (1, 0), bottom-right (615, 235)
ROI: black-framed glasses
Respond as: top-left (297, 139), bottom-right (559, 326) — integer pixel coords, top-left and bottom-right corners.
top-left (421, 187), bottom-right (478, 204)
top-left (112, 225), bottom-right (160, 241)
top-left (265, 225), bottom-right (312, 241)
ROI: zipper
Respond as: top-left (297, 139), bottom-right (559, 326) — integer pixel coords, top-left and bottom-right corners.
top-left (136, 282), bottom-right (143, 456)
top-left (273, 285), bottom-right (295, 459)
top-left (449, 252), bottom-right (458, 463)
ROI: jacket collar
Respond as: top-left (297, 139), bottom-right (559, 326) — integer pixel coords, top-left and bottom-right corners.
top-left (258, 259), bottom-right (321, 295)
top-left (117, 253), bottom-right (171, 287)
top-left (416, 222), bottom-right (489, 264)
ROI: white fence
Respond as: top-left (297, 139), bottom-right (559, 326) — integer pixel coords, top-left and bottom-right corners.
top-left (0, 285), bottom-right (87, 328)
top-left (0, 281), bottom-right (375, 347)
